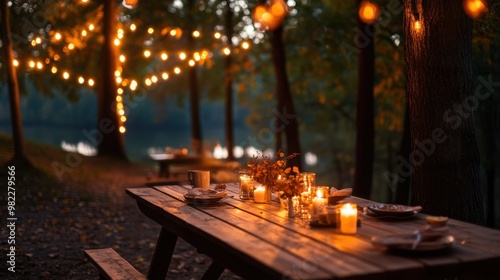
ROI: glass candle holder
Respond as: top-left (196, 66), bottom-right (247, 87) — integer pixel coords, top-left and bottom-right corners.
top-left (253, 182), bottom-right (271, 203)
top-left (238, 172), bottom-right (254, 200)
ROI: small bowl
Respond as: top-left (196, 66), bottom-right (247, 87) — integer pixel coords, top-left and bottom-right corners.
top-left (426, 216), bottom-right (448, 226)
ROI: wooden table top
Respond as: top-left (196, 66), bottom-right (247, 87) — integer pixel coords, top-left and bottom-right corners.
top-left (126, 183), bottom-right (500, 280)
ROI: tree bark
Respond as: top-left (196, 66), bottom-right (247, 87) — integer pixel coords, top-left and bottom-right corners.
top-left (404, 0), bottom-right (483, 224)
top-left (1, 0), bottom-right (27, 162)
top-left (353, 0), bottom-right (375, 199)
top-left (224, 1), bottom-right (234, 160)
top-left (394, 103), bottom-right (411, 204)
top-left (187, 0), bottom-right (203, 155)
top-left (270, 25), bottom-right (302, 170)
top-left (98, 0), bottom-right (127, 160)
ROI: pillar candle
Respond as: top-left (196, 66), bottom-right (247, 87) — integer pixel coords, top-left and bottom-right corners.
top-left (254, 186), bottom-right (266, 203)
top-left (340, 203), bottom-right (357, 234)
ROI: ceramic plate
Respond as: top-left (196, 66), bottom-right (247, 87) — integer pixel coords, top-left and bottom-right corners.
top-left (367, 204), bottom-right (422, 217)
top-left (371, 234), bottom-right (454, 252)
top-left (184, 191), bottom-right (227, 205)
top-left (362, 209), bottom-right (418, 220)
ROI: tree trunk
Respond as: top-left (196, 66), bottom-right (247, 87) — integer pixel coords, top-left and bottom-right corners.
top-left (404, 0), bottom-right (483, 224)
top-left (353, 0), bottom-right (375, 199)
top-left (98, 0), bottom-right (127, 160)
top-left (1, 0), bottom-right (27, 162)
top-left (224, 1), bottom-right (234, 160)
top-left (270, 26), bottom-right (302, 170)
top-left (187, 0), bottom-right (203, 155)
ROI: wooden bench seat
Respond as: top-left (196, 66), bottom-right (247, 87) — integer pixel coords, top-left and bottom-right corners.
top-left (84, 248), bottom-right (145, 280)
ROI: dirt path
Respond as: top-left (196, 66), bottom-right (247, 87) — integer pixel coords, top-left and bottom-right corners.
top-left (0, 149), bottom-right (241, 279)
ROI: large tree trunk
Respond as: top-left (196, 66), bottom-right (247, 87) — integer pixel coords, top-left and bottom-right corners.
top-left (1, 0), bottom-right (27, 162)
top-left (353, 0), bottom-right (375, 199)
top-left (404, 0), bottom-right (483, 224)
top-left (187, 0), bottom-right (203, 155)
top-left (97, 0), bottom-right (127, 160)
top-left (224, 1), bottom-right (234, 160)
top-left (270, 26), bottom-right (302, 170)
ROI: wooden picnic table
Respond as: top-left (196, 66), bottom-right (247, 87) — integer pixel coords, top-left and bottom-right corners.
top-left (149, 153), bottom-right (202, 178)
top-left (126, 183), bottom-right (500, 280)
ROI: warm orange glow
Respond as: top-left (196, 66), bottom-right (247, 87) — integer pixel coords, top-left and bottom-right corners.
top-left (170, 29), bottom-right (177, 36)
top-left (114, 38), bottom-right (120, 46)
top-left (270, 0), bottom-right (287, 18)
top-left (413, 20), bottom-right (422, 31)
top-left (316, 189), bottom-right (322, 198)
top-left (179, 52), bottom-right (187, 60)
top-left (119, 126), bottom-right (126, 133)
top-left (214, 32), bottom-right (221, 39)
top-left (241, 41), bottom-right (250, 49)
top-left (223, 47), bottom-right (231, 56)
top-left (117, 88), bottom-right (124, 95)
top-left (51, 66), bottom-right (57, 73)
top-left (123, 0), bottom-right (139, 8)
top-left (130, 24), bottom-right (137, 31)
top-left (253, 5), bottom-right (267, 21)
top-left (174, 67), bottom-right (181, 74)
top-left (130, 80), bottom-right (138, 91)
top-left (88, 24), bottom-right (95, 31)
top-left (145, 78), bottom-right (152, 86)
top-left (193, 52), bottom-right (201, 61)
top-left (53, 54), bottom-right (60, 61)
top-left (119, 55), bottom-right (126, 62)
top-left (54, 33), bottom-right (62, 40)
top-left (29, 60), bottom-right (35, 68)
top-left (161, 52), bottom-right (168, 60)
top-left (81, 30), bottom-right (87, 37)
top-left (463, 0), bottom-right (488, 18)
top-left (148, 27), bottom-right (154, 34)
top-left (144, 50), bottom-right (151, 58)
top-left (162, 72), bottom-right (169, 80)
top-left (116, 77), bottom-right (123, 84)
top-left (192, 30), bottom-right (200, 37)
top-left (151, 75), bottom-right (158, 83)
top-left (188, 59), bottom-right (195, 67)
top-left (118, 109), bottom-right (125, 116)
top-left (78, 77), bottom-right (85, 84)
top-left (120, 116), bottom-right (127, 122)
top-left (88, 79), bottom-right (95, 86)
top-left (359, 1), bottom-right (380, 24)
top-left (63, 72), bottom-right (70, 79)
top-left (68, 43), bottom-right (75, 50)
top-left (35, 37), bottom-right (42, 44)
top-left (13, 60), bottom-right (19, 67)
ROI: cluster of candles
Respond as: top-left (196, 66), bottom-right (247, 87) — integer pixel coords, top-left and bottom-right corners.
top-left (238, 172), bottom-right (358, 234)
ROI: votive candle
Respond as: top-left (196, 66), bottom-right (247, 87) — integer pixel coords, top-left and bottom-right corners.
top-left (340, 203), bottom-right (357, 234)
top-left (254, 185), bottom-right (266, 203)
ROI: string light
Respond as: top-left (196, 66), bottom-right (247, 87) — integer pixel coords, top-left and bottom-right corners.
top-left (88, 24), bottom-right (95, 31)
top-left (68, 43), bottom-right (75, 50)
top-left (119, 55), bottom-right (126, 62)
top-left (179, 52), bottom-right (186, 60)
top-left (130, 24), bottom-right (136, 31)
top-left (161, 52), bottom-right (168, 60)
top-left (223, 47), bottom-right (231, 56)
top-left (241, 41), bottom-right (250, 49)
top-left (88, 78), bottom-right (94, 86)
top-left (114, 38), bottom-right (120, 46)
top-left (51, 66), bottom-right (57, 73)
top-left (78, 76), bottom-right (85, 84)
top-left (81, 30), bottom-right (87, 36)
top-left (36, 62), bottom-right (43, 69)
top-left (188, 60), bottom-right (195, 66)
top-left (13, 60), bottom-right (19, 67)
top-left (192, 30), bottom-right (200, 37)
top-left (162, 72), bottom-right (169, 80)
top-left (144, 50), bottom-right (151, 58)
top-left (174, 67), bottom-right (181, 74)
top-left (55, 33), bottom-right (62, 40)
top-left (214, 32), bottom-right (221, 39)
top-left (148, 27), bottom-right (154, 34)
top-left (151, 75), bottom-right (158, 83)
top-left (63, 71), bottom-right (70, 79)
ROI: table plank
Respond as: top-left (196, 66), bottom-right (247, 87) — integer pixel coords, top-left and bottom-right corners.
top-left (127, 188), bottom-right (332, 279)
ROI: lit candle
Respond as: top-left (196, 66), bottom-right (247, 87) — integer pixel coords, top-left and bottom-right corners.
top-left (340, 203), bottom-right (358, 234)
top-left (239, 174), bottom-right (254, 199)
top-left (312, 189), bottom-right (326, 214)
top-left (254, 185), bottom-right (266, 203)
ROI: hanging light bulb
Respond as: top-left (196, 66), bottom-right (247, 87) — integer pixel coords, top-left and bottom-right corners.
top-left (359, 1), bottom-right (380, 24)
top-left (463, 0), bottom-right (488, 19)
top-left (123, 0), bottom-right (138, 9)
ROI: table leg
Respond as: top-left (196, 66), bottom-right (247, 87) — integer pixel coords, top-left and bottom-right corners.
top-left (201, 260), bottom-right (225, 280)
top-left (147, 227), bottom-right (178, 280)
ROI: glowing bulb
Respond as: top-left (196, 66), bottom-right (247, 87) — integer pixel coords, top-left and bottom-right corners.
top-left (36, 62), bottom-right (43, 69)
top-left (114, 70), bottom-right (121, 77)
top-left (162, 72), bottom-right (169, 80)
top-left (88, 79), bottom-right (94, 86)
top-left (170, 29), bottom-right (177, 36)
top-left (13, 60), bottom-right (19, 67)
top-left (78, 77), bottom-right (85, 84)
top-left (116, 77), bottom-right (123, 84)
top-left (270, 1), bottom-right (287, 18)
top-left (179, 52), bottom-right (186, 60)
top-left (192, 30), bottom-right (200, 37)
top-left (81, 30), bottom-right (87, 36)
top-left (151, 75), bottom-right (158, 83)
top-left (242, 41), bottom-right (250, 49)
top-left (116, 96), bottom-right (122, 102)
top-left (413, 20), bottom-right (422, 31)
top-left (89, 24), bottom-right (95, 31)
top-left (54, 54), bottom-right (60, 61)
top-left (130, 24), bottom-right (136, 31)
top-left (359, 1), bottom-right (379, 24)
top-left (148, 27), bottom-right (154, 34)
top-left (463, 0), bottom-right (488, 18)
top-left (68, 43), bottom-right (75, 50)
top-left (214, 32), bottom-right (221, 39)
top-left (51, 66), bottom-right (57, 73)
top-left (119, 126), bottom-right (126, 133)
top-left (63, 72), bottom-right (70, 79)
top-left (117, 103), bottom-right (124, 110)
top-left (119, 55), bottom-right (126, 62)
top-left (188, 60), bottom-right (195, 66)
top-left (223, 47), bottom-right (231, 55)
top-left (144, 50), bottom-right (151, 58)
top-left (193, 52), bottom-right (201, 61)
top-left (145, 78), bottom-right (152, 86)
top-left (55, 33), bottom-right (62, 40)
top-left (117, 32), bottom-right (124, 39)
top-left (161, 52), bottom-right (168, 60)
top-left (120, 116), bottom-right (127, 122)
top-left (35, 37), bottom-right (42, 44)
top-left (114, 39), bottom-right (120, 46)
top-left (31, 40), bottom-right (36, 46)
top-left (117, 88), bottom-right (124, 95)
top-left (174, 67), bottom-right (181, 74)
top-left (29, 60), bottom-right (35, 68)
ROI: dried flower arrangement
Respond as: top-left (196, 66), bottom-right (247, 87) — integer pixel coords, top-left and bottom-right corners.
top-left (242, 150), bottom-right (303, 198)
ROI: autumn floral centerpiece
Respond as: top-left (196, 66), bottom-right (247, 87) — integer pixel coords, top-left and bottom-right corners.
top-left (242, 150), bottom-right (303, 200)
